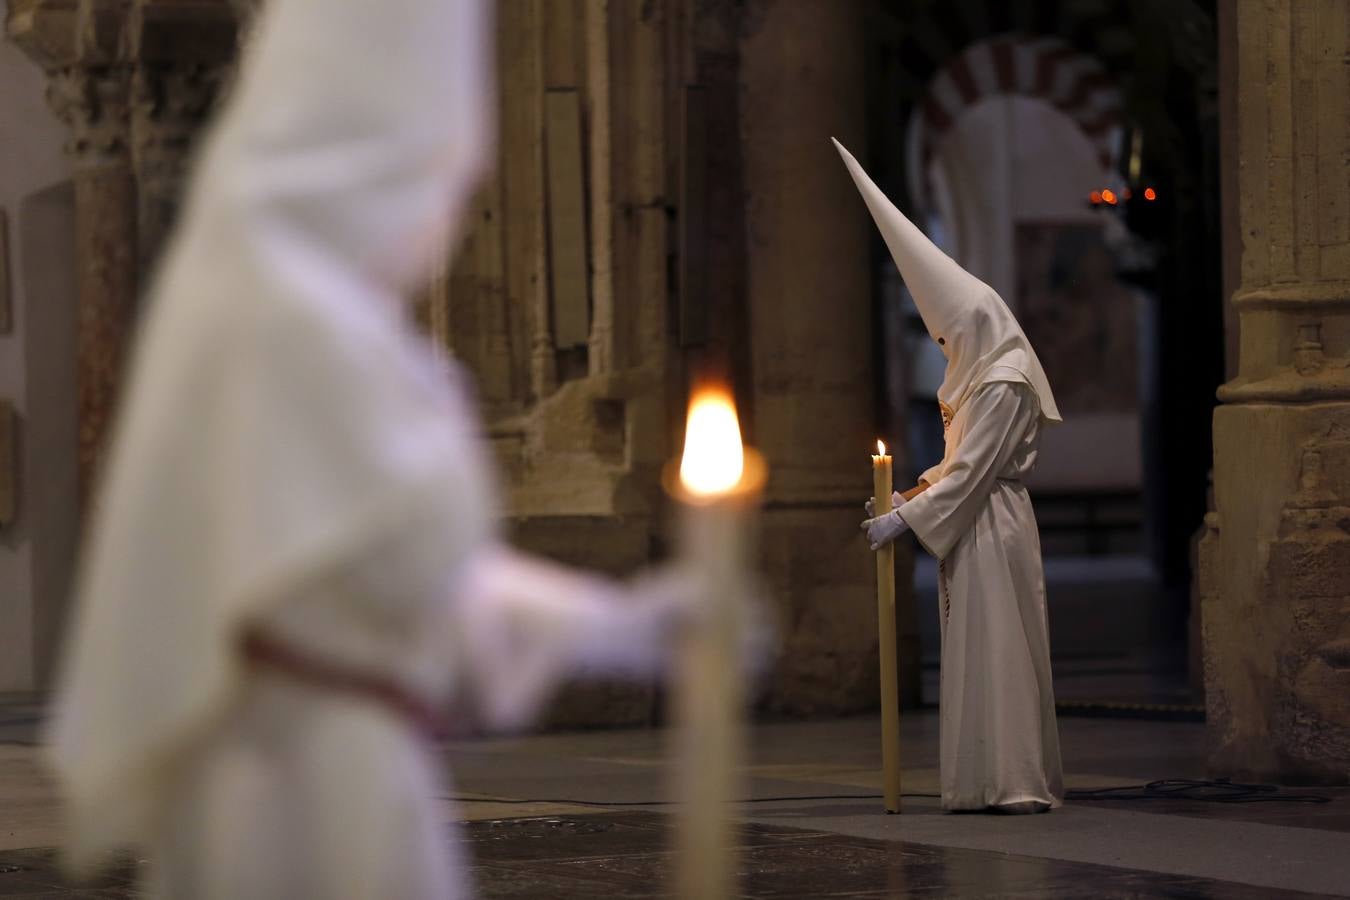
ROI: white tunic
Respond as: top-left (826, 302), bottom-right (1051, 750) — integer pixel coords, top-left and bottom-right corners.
top-left (899, 380), bottom-right (1064, 811)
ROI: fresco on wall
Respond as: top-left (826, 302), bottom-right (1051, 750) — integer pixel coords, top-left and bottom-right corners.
top-left (1015, 222), bottom-right (1140, 415)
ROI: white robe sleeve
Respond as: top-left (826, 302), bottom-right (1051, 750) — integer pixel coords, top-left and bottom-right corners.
top-left (259, 508), bottom-right (679, 736)
top-left (446, 545), bottom-right (679, 732)
top-left (918, 460), bottom-right (946, 487)
top-left (898, 382), bottom-right (1034, 560)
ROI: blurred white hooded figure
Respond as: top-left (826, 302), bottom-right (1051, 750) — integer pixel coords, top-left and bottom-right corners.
top-left (835, 140), bottom-right (1064, 815)
top-left (46, 1), bottom-right (704, 897)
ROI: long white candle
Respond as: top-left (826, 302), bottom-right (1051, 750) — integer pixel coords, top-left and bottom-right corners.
top-left (667, 388), bottom-right (766, 900)
top-left (872, 440), bottom-right (902, 813)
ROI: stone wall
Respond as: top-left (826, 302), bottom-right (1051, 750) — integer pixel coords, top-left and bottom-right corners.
top-left (6, 0), bottom-right (918, 720)
top-left (0, 0), bottom-right (75, 692)
top-left (434, 0), bottom-right (915, 722)
top-left (1204, 0), bottom-right (1350, 783)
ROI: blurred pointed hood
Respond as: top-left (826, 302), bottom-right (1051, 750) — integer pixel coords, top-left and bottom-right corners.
top-left (831, 138), bottom-right (1061, 424)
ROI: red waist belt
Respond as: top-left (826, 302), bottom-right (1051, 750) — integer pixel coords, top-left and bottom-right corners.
top-left (238, 626), bottom-right (446, 741)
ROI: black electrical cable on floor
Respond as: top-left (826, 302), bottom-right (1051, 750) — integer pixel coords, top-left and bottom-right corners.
top-left (1066, 778), bottom-right (1332, 804)
top-left (445, 793), bottom-right (939, 807)
top-left (447, 778), bottom-right (1334, 808)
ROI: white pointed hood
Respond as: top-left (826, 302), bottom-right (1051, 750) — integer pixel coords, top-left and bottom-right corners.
top-left (832, 139), bottom-right (1061, 424)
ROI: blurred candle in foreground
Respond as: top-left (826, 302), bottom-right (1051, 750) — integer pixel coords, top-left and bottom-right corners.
top-left (872, 440), bottom-right (902, 813)
top-left (667, 387), bottom-right (766, 900)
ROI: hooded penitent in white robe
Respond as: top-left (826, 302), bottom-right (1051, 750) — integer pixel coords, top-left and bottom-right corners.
top-left (833, 139), bottom-right (1064, 812)
top-left (46, 1), bottom-right (691, 896)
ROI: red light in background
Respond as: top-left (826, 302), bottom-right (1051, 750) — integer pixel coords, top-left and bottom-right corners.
top-left (1090, 190), bottom-right (1103, 204)
top-left (1144, 187), bottom-right (1158, 201)
top-left (1102, 189), bottom-right (1118, 205)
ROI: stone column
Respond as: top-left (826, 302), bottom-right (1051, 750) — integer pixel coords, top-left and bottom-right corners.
top-left (224, 0), bottom-right (260, 49)
top-left (9, 0), bottom-right (234, 505)
top-left (1205, 0), bottom-right (1350, 782)
top-left (498, 0), bottom-right (552, 403)
top-left (740, 0), bottom-right (917, 712)
top-left (583, 0), bottom-right (614, 376)
top-left (35, 3), bottom-right (139, 506)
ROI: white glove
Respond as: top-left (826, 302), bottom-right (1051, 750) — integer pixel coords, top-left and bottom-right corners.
top-left (452, 551), bottom-right (773, 731)
top-left (639, 564), bottom-right (777, 679)
top-left (864, 491), bottom-right (905, 517)
top-left (861, 508), bottom-right (910, 550)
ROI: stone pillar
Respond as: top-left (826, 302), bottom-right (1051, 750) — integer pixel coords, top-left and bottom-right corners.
top-left (740, 0), bottom-right (916, 712)
top-left (9, 0), bottom-right (234, 505)
top-left (583, 0), bottom-right (614, 376)
top-left (1205, 0), bottom-right (1350, 782)
top-left (38, 4), bottom-right (139, 505)
top-left (224, 0), bottom-right (260, 49)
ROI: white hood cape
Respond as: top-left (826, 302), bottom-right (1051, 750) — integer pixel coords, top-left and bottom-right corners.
top-left (832, 138), bottom-right (1061, 424)
top-left (46, 0), bottom-right (495, 871)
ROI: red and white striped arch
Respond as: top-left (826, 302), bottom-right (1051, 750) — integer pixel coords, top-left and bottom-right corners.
top-left (907, 34), bottom-right (1124, 209)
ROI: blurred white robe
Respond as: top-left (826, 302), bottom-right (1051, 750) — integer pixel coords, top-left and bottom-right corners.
top-left (901, 381), bottom-right (1064, 811)
top-left (145, 536), bottom-right (681, 900)
top-left (45, 0), bottom-right (683, 896)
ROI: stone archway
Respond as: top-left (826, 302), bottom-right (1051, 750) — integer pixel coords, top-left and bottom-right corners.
top-left (906, 34), bottom-right (1123, 214)
top-left (873, 1), bottom-right (1223, 595)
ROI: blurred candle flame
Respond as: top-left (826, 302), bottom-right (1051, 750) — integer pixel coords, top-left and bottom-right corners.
top-left (876, 439), bottom-right (887, 456)
top-left (679, 389), bottom-right (745, 496)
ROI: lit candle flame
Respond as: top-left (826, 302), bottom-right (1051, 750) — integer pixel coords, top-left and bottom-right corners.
top-left (679, 389), bottom-right (745, 497)
top-left (876, 439), bottom-right (886, 457)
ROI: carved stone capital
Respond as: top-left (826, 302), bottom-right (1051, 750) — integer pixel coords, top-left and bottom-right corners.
top-left (225, 0), bottom-right (261, 46)
top-left (5, 0), bottom-right (80, 71)
top-left (46, 62), bottom-right (132, 165)
top-left (129, 60), bottom-right (223, 174)
top-left (123, 1), bottom-right (238, 269)
top-left (125, 0), bottom-right (239, 156)
top-left (128, 58), bottom-right (226, 271)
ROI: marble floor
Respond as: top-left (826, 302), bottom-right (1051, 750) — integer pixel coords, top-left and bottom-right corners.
top-left (1, 705), bottom-right (1347, 897)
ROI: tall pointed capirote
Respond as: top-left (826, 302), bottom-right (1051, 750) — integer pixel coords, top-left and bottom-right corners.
top-left (831, 138), bottom-right (1061, 423)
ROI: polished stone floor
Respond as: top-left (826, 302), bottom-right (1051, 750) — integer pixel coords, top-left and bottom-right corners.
top-left (0, 811), bottom-right (1345, 899)
top-left (1, 705), bottom-right (1347, 898)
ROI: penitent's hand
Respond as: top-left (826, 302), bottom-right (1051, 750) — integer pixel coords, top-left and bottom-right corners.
top-left (863, 491), bottom-right (906, 518)
top-left (629, 564), bottom-right (775, 676)
top-left (861, 508), bottom-right (910, 551)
